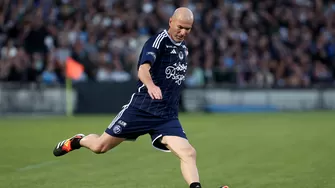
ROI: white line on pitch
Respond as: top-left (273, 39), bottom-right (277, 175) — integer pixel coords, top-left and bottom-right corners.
top-left (17, 161), bottom-right (59, 172)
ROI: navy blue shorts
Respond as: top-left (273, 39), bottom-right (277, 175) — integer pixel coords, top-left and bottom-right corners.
top-left (105, 105), bottom-right (187, 152)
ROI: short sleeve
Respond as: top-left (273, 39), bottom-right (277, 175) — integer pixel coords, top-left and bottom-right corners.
top-left (139, 35), bottom-right (165, 66)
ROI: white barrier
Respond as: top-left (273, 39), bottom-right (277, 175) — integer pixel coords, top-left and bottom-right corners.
top-left (0, 83), bottom-right (76, 116)
top-left (182, 88), bottom-right (335, 112)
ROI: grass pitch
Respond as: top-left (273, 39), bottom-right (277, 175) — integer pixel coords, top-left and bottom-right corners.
top-left (0, 111), bottom-right (334, 188)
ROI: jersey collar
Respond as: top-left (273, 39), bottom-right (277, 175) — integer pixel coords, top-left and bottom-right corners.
top-left (164, 30), bottom-right (182, 46)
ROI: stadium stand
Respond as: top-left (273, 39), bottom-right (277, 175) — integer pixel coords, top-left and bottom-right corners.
top-left (0, 0), bottom-right (334, 88)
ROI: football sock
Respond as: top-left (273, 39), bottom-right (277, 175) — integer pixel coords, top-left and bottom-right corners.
top-left (190, 182), bottom-right (201, 188)
top-left (70, 137), bottom-right (82, 149)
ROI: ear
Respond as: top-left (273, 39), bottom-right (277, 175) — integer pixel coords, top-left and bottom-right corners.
top-left (169, 18), bottom-right (172, 27)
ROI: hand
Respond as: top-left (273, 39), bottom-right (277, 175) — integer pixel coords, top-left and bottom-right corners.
top-left (147, 84), bottom-right (162, 100)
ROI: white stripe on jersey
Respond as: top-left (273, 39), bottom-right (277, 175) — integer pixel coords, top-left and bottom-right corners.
top-left (152, 32), bottom-right (167, 49)
top-left (107, 83), bottom-right (146, 129)
top-left (108, 93), bottom-right (135, 129)
top-left (138, 84), bottom-right (145, 92)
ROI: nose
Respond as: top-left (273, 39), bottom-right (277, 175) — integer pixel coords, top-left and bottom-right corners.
top-left (180, 29), bottom-right (187, 36)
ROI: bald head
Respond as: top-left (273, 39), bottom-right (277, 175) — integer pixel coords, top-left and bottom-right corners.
top-left (171, 7), bottom-right (194, 23)
top-left (168, 7), bottom-right (194, 42)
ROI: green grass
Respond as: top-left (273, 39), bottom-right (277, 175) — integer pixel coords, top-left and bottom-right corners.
top-left (1, 111), bottom-right (335, 188)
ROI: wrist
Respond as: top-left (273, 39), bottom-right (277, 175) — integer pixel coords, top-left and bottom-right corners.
top-left (146, 82), bottom-right (155, 88)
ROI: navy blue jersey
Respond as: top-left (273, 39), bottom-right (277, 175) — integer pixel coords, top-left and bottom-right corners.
top-left (128, 30), bottom-right (189, 119)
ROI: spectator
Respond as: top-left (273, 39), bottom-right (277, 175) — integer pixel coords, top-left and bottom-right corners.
top-left (41, 60), bottom-right (59, 85)
top-left (0, 0), bottom-right (334, 89)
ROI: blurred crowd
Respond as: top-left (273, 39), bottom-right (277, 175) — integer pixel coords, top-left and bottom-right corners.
top-left (0, 0), bottom-right (335, 88)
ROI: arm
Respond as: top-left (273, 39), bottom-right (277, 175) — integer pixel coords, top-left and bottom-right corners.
top-left (138, 36), bottom-right (166, 99)
top-left (138, 63), bottom-right (155, 88)
top-left (138, 63), bottom-right (162, 99)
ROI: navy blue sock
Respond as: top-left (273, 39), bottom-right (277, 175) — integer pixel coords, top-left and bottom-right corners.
top-left (190, 182), bottom-right (201, 188)
top-left (70, 137), bottom-right (82, 149)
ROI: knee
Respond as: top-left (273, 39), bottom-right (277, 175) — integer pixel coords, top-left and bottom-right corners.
top-left (91, 144), bottom-right (109, 154)
top-left (179, 146), bottom-right (197, 161)
top-left (82, 133), bottom-right (123, 154)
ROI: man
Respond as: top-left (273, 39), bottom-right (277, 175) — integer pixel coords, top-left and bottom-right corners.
top-left (53, 7), bottom-right (225, 188)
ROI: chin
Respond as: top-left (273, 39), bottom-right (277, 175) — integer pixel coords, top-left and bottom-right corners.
top-left (172, 36), bottom-right (182, 42)
top-left (175, 38), bottom-right (183, 42)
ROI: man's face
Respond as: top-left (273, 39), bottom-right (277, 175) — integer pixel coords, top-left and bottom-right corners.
top-left (169, 18), bottom-right (193, 42)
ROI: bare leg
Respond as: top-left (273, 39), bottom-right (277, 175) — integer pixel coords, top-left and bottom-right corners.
top-left (161, 136), bottom-right (200, 185)
top-left (80, 132), bottom-right (125, 154)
